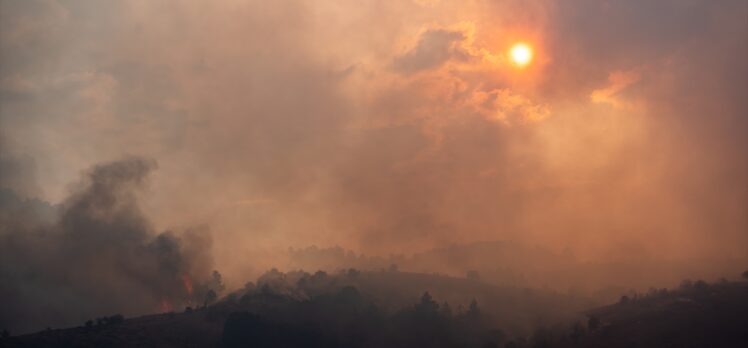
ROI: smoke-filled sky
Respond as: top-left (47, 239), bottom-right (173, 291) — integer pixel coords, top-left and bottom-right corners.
top-left (1, 0), bottom-right (747, 284)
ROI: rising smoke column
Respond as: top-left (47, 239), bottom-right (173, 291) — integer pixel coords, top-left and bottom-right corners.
top-left (0, 157), bottom-right (215, 334)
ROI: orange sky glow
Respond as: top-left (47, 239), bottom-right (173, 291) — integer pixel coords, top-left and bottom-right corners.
top-left (1, 0), bottom-right (746, 289)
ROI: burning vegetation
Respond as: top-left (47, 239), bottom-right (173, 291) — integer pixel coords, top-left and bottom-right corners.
top-left (0, 158), bottom-right (221, 333)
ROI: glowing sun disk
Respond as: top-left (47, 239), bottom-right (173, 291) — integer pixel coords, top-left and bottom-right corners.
top-left (510, 43), bottom-right (533, 67)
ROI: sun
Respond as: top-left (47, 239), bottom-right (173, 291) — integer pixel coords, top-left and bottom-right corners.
top-left (509, 43), bottom-right (533, 67)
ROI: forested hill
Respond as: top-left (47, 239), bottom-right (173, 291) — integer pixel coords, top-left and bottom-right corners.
top-left (2, 271), bottom-right (746, 348)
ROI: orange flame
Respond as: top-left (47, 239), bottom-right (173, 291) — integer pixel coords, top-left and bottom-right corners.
top-left (181, 274), bottom-right (193, 296)
top-left (160, 298), bottom-right (172, 312)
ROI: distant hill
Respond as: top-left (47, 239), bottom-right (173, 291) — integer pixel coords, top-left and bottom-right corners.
top-left (285, 241), bottom-right (746, 297)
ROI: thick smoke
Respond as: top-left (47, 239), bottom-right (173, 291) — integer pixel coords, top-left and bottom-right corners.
top-left (0, 157), bottom-right (214, 334)
top-left (0, 0), bottom-right (746, 309)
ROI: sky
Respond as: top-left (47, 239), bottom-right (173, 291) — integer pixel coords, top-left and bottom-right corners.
top-left (1, 0), bottom-right (747, 285)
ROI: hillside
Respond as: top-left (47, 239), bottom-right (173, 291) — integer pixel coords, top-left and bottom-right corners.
top-left (1, 269), bottom-right (590, 347)
top-left (575, 280), bottom-right (748, 348)
top-left (2, 273), bottom-right (746, 348)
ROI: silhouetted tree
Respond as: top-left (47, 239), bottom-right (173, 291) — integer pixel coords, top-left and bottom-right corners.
top-left (243, 281), bottom-right (256, 293)
top-left (417, 291), bottom-right (439, 314)
top-left (570, 321), bottom-right (585, 342)
top-left (312, 270), bottom-right (327, 279)
top-left (259, 283), bottom-right (273, 295)
top-left (742, 270), bottom-right (748, 280)
top-left (467, 298), bottom-right (481, 318)
top-left (588, 315), bottom-right (601, 331)
top-left (108, 314), bottom-right (124, 325)
top-left (619, 295), bottom-right (630, 305)
top-left (440, 301), bottom-right (453, 317)
top-left (680, 279), bottom-right (694, 290)
top-left (1, 329), bottom-right (9, 339)
top-left (205, 289), bottom-right (218, 307)
top-left (210, 270), bottom-right (226, 294)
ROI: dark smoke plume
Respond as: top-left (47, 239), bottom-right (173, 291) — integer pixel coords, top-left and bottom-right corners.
top-left (0, 157), bottom-right (215, 334)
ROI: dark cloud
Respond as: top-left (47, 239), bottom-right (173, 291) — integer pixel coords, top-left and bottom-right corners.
top-left (393, 28), bottom-right (472, 74)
